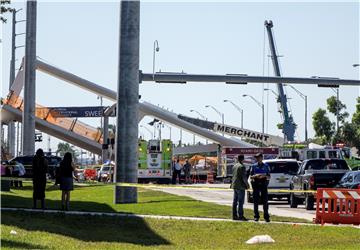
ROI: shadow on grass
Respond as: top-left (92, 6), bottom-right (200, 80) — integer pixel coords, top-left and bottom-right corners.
top-left (1, 239), bottom-right (47, 249)
top-left (1, 193), bottom-right (120, 213)
top-left (9, 183), bottom-right (99, 192)
top-left (1, 196), bottom-right (170, 246)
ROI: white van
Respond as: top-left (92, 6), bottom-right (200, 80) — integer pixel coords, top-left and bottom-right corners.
top-left (247, 159), bottom-right (300, 203)
top-left (280, 148), bottom-right (343, 161)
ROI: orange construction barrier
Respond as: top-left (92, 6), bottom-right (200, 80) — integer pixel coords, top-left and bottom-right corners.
top-left (314, 188), bottom-right (360, 225)
top-left (207, 171), bottom-right (214, 184)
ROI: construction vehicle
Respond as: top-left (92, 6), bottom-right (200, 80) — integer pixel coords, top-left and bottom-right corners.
top-left (265, 20), bottom-right (296, 142)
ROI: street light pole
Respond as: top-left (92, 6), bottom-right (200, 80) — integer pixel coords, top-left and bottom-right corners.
top-left (284, 84), bottom-right (308, 141)
top-left (140, 125), bottom-right (153, 139)
top-left (98, 96), bottom-right (103, 131)
top-left (190, 109), bottom-right (207, 120)
top-left (243, 94), bottom-right (264, 135)
top-left (205, 105), bottom-right (224, 136)
top-left (263, 88), bottom-right (278, 99)
top-left (152, 40), bottom-right (159, 80)
top-left (162, 123), bottom-right (172, 141)
top-left (336, 88), bottom-right (339, 133)
top-left (189, 110), bottom-right (208, 144)
top-left (330, 88), bottom-right (340, 134)
top-left (179, 128), bottom-right (183, 146)
top-left (305, 95), bottom-right (308, 141)
top-left (223, 100), bottom-right (244, 128)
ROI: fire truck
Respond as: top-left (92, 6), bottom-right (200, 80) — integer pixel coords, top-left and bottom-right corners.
top-left (138, 139), bottom-right (173, 183)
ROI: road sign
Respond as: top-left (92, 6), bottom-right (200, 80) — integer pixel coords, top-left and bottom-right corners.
top-left (48, 106), bottom-right (108, 118)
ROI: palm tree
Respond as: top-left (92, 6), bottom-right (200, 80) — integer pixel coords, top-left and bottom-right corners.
top-left (56, 142), bottom-right (79, 159)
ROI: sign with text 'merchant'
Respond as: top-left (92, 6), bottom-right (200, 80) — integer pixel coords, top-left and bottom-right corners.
top-left (213, 123), bottom-right (284, 146)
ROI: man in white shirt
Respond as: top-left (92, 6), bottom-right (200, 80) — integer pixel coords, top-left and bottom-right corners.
top-left (172, 159), bottom-right (182, 184)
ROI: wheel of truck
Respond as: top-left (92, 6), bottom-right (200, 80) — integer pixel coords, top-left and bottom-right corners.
top-left (305, 193), bottom-right (314, 210)
top-left (247, 192), bottom-right (254, 203)
top-left (289, 193), bottom-right (298, 208)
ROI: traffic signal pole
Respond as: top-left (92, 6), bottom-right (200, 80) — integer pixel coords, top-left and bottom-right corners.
top-left (22, 0), bottom-right (37, 155)
top-left (114, 0), bottom-right (140, 204)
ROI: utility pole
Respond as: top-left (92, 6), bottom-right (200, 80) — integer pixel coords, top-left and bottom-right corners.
top-left (115, 0), bottom-right (140, 204)
top-left (22, 0), bottom-right (37, 156)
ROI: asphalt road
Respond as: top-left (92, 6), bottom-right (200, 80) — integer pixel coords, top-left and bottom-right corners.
top-left (152, 184), bottom-right (315, 221)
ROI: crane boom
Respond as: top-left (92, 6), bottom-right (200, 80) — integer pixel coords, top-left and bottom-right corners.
top-left (265, 20), bottom-right (295, 142)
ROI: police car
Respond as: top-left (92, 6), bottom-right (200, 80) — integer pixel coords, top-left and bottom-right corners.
top-left (247, 159), bottom-right (300, 203)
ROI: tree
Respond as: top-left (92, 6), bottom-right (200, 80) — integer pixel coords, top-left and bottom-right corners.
top-left (326, 95), bottom-right (349, 124)
top-left (56, 142), bottom-right (78, 159)
top-left (312, 108), bottom-right (334, 144)
top-left (352, 97), bottom-right (360, 126)
top-left (1, 0), bottom-right (13, 23)
top-left (342, 122), bottom-right (360, 152)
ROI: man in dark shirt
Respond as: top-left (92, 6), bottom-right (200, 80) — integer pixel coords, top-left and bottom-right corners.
top-left (183, 160), bottom-right (191, 184)
top-left (230, 155), bottom-right (249, 221)
top-left (250, 153), bottom-right (271, 222)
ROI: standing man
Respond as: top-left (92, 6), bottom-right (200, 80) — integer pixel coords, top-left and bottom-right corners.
top-left (172, 159), bottom-right (182, 184)
top-left (231, 155), bottom-right (249, 221)
top-left (183, 160), bottom-right (191, 184)
top-left (250, 153), bottom-right (271, 222)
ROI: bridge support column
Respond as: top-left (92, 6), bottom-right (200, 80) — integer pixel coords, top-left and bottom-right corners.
top-left (114, 0), bottom-right (140, 204)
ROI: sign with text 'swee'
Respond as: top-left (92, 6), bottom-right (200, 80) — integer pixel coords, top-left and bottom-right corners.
top-left (48, 106), bottom-right (108, 118)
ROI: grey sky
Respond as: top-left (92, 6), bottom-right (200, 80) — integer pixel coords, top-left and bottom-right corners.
top-left (1, 1), bottom-right (359, 151)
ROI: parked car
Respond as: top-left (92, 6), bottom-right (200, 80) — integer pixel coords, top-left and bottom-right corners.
top-left (290, 158), bottom-right (350, 210)
top-left (336, 170), bottom-right (360, 189)
top-left (247, 159), bottom-right (300, 203)
top-left (97, 163), bottom-right (114, 182)
top-left (9, 155), bottom-right (62, 179)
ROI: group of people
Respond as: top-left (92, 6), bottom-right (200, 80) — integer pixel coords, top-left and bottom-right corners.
top-left (2, 161), bottom-right (26, 187)
top-left (32, 149), bottom-right (75, 210)
top-left (231, 153), bottom-right (270, 222)
top-left (172, 159), bottom-right (192, 184)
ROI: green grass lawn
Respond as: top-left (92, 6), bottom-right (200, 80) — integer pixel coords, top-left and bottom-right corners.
top-left (1, 183), bottom-right (307, 223)
top-left (1, 211), bottom-right (359, 250)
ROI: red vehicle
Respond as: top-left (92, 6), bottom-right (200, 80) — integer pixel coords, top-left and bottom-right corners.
top-left (84, 168), bottom-right (97, 181)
